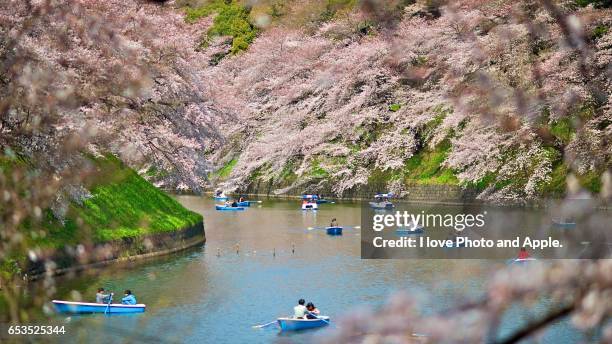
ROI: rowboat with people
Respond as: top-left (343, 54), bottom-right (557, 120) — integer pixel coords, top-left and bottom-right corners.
top-left (216, 205), bottom-right (245, 211)
top-left (395, 224), bottom-right (424, 235)
top-left (214, 190), bottom-right (228, 201)
top-left (52, 300), bottom-right (146, 314)
top-left (301, 195), bottom-right (319, 210)
top-left (369, 193), bottom-right (395, 209)
top-left (277, 316), bottom-right (330, 331)
top-left (552, 219), bottom-right (577, 229)
top-left (509, 257), bottom-right (537, 265)
top-left (301, 194), bottom-right (333, 205)
top-left (326, 226), bottom-right (343, 235)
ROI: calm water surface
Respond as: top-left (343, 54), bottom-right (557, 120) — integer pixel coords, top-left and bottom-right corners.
top-left (50, 197), bottom-right (587, 343)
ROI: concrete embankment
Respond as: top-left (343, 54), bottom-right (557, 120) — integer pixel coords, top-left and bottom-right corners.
top-left (26, 221), bottom-right (205, 281)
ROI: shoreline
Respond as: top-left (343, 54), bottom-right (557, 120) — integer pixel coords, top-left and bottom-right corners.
top-left (26, 221), bottom-right (206, 282)
top-left (173, 190), bottom-right (610, 210)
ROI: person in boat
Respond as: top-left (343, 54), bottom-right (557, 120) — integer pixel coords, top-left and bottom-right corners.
top-left (305, 302), bottom-right (320, 319)
top-left (517, 247), bottom-right (530, 260)
top-left (294, 299), bottom-right (307, 319)
top-left (239, 196), bottom-right (244, 202)
top-left (231, 200), bottom-right (238, 207)
top-left (121, 290), bottom-right (137, 305)
top-left (330, 218), bottom-right (338, 227)
top-left (96, 287), bottom-right (110, 304)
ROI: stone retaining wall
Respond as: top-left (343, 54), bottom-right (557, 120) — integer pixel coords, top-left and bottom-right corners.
top-left (26, 221), bottom-right (205, 280)
top-left (235, 182), bottom-right (480, 204)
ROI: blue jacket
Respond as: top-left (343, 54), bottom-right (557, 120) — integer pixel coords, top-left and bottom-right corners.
top-left (121, 294), bottom-right (137, 305)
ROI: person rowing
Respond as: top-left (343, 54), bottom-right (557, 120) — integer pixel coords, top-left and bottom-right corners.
top-left (517, 247), bottom-right (530, 260)
top-left (96, 287), bottom-right (111, 304)
top-left (330, 218), bottom-right (338, 227)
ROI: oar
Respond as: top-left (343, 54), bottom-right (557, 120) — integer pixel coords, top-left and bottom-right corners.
top-left (104, 293), bottom-right (113, 315)
top-left (252, 320), bottom-right (277, 328)
top-left (306, 226), bottom-right (326, 231)
top-left (316, 315), bottom-right (330, 324)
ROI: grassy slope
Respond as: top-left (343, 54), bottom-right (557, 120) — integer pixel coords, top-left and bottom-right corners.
top-left (42, 155), bottom-right (203, 246)
top-left (185, 0), bottom-right (258, 54)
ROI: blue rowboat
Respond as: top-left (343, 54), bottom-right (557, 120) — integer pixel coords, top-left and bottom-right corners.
top-left (215, 205), bottom-right (245, 211)
top-left (369, 201), bottom-right (394, 209)
top-left (277, 316), bottom-right (330, 331)
top-left (552, 220), bottom-right (576, 229)
top-left (214, 196), bottom-right (228, 201)
top-left (237, 201), bottom-right (251, 207)
top-left (508, 257), bottom-right (537, 265)
top-left (395, 225), bottom-right (424, 236)
top-left (326, 226), bottom-right (343, 235)
top-left (52, 300), bottom-right (145, 314)
top-left (444, 240), bottom-right (465, 248)
top-left (316, 199), bottom-right (332, 204)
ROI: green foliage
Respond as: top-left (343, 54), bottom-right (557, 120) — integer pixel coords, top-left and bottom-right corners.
top-left (144, 165), bottom-right (169, 179)
top-left (367, 168), bottom-right (401, 187)
top-left (540, 160), bottom-right (603, 196)
top-left (309, 158), bottom-right (330, 179)
top-left (247, 163), bottom-right (270, 182)
top-left (213, 158), bottom-right (238, 179)
top-left (422, 106), bottom-right (451, 140)
top-left (591, 24), bottom-right (609, 40)
top-left (185, 0), bottom-right (258, 54)
top-left (549, 117), bottom-right (575, 144)
top-left (540, 162), bottom-right (568, 196)
top-left (320, 0), bottom-right (358, 22)
top-left (388, 103), bottom-right (401, 112)
top-left (411, 55), bottom-right (428, 66)
top-left (466, 172), bottom-right (496, 191)
top-left (574, 0), bottom-right (612, 8)
top-left (0, 259), bottom-right (22, 279)
top-left (269, 1), bottom-right (285, 18)
top-left (277, 159), bottom-right (298, 184)
top-left (578, 170), bottom-right (602, 193)
top-left (185, 4), bottom-right (219, 23)
top-left (356, 20), bottom-right (375, 35)
top-left (355, 121), bottom-right (393, 149)
top-left (403, 139), bottom-right (459, 185)
top-left (43, 156), bottom-right (202, 245)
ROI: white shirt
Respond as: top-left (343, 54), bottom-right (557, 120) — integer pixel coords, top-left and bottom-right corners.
top-left (294, 304), bottom-right (307, 318)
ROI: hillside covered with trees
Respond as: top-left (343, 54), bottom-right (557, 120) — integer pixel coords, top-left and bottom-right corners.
top-left (196, 0), bottom-right (611, 204)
